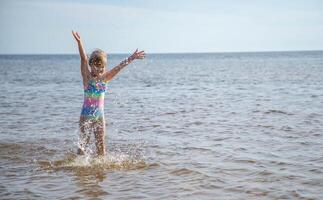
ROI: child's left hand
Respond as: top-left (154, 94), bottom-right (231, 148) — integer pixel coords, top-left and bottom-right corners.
top-left (131, 49), bottom-right (145, 59)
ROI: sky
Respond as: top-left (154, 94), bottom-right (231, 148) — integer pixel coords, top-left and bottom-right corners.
top-left (0, 0), bottom-right (323, 54)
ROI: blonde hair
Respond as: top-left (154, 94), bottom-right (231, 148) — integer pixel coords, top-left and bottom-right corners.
top-left (89, 49), bottom-right (107, 67)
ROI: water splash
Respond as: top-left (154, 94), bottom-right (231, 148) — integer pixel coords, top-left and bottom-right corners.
top-left (37, 150), bottom-right (150, 171)
top-left (37, 125), bottom-right (151, 171)
top-left (77, 117), bottom-right (105, 156)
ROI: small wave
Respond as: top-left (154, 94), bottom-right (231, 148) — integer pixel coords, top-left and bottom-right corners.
top-left (181, 146), bottom-right (213, 153)
top-left (169, 167), bottom-right (206, 177)
top-left (280, 125), bottom-right (293, 132)
top-left (258, 170), bottom-right (273, 176)
top-left (163, 112), bottom-right (177, 115)
top-left (170, 168), bottom-right (195, 175)
top-left (257, 124), bottom-right (275, 129)
top-left (264, 109), bottom-right (294, 115)
top-left (183, 121), bottom-right (204, 127)
top-left (235, 159), bottom-right (257, 164)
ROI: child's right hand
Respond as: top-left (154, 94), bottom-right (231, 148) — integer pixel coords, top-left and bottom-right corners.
top-left (72, 31), bottom-right (82, 43)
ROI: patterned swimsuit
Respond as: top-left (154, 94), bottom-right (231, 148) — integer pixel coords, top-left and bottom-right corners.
top-left (81, 79), bottom-right (108, 121)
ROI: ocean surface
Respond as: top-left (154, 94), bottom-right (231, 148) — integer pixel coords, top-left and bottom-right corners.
top-left (1, 51), bottom-right (323, 199)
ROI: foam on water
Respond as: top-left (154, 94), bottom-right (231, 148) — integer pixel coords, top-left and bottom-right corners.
top-left (37, 150), bottom-right (150, 172)
top-left (35, 128), bottom-right (151, 171)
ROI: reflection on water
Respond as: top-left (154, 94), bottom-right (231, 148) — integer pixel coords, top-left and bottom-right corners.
top-left (69, 162), bottom-right (107, 193)
top-left (73, 168), bottom-right (109, 199)
top-left (38, 152), bottom-right (150, 199)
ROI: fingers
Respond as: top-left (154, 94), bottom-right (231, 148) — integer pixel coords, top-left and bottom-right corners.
top-left (135, 50), bottom-right (145, 59)
top-left (72, 32), bottom-right (78, 40)
top-left (134, 49), bottom-right (145, 54)
top-left (123, 48), bottom-right (147, 60)
top-left (72, 30), bottom-right (82, 43)
top-left (138, 50), bottom-right (145, 56)
top-left (72, 30), bottom-right (78, 40)
top-left (136, 53), bottom-right (145, 59)
top-left (133, 49), bottom-right (144, 54)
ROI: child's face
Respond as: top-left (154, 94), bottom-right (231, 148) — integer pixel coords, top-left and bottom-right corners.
top-left (91, 62), bottom-right (106, 76)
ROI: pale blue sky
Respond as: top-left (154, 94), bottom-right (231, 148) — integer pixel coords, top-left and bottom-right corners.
top-left (0, 0), bottom-right (323, 54)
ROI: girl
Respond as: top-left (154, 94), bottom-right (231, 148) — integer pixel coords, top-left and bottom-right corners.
top-left (72, 31), bottom-right (145, 156)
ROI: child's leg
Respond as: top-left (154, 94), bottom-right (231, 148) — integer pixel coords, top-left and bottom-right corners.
top-left (93, 119), bottom-right (106, 156)
top-left (77, 116), bottom-right (91, 155)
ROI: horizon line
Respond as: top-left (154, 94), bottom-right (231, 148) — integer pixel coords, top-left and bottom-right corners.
top-left (0, 49), bottom-right (323, 56)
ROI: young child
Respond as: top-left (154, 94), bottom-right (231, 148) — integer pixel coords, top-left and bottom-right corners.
top-left (72, 31), bottom-right (145, 156)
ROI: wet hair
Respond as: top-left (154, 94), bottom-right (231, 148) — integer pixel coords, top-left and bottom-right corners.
top-left (89, 49), bottom-right (107, 67)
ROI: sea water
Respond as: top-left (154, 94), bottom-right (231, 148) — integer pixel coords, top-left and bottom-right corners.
top-left (1, 51), bottom-right (323, 199)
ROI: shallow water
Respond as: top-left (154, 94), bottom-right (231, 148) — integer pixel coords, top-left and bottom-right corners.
top-left (1, 51), bottom-right (323, 199)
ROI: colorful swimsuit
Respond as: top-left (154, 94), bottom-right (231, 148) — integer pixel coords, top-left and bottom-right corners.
top-left (81, 79), bottom-right (108, 121)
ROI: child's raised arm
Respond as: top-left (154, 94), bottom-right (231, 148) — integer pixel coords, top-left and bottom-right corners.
top-left (72, 31), bottom-right (90, 82)
top-left (103, 49), bottom-right (145, 82)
